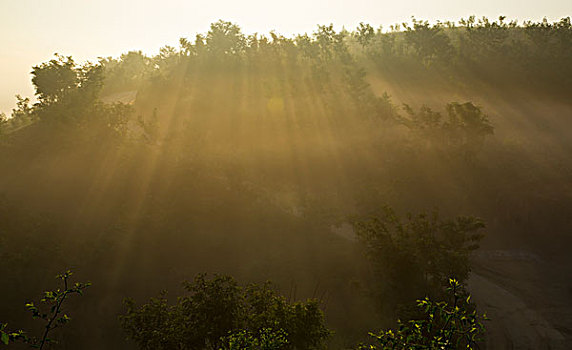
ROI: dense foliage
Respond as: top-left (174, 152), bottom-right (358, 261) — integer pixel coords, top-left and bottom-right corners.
top-left (353, 208), bottom-right (484, 312)
top-left (356, 16), bottom-right (572, 97)
top-left (220, 328), bottom-right (289, 350)
top-left (120, 274), bottom-right (330, 350)
top-left (0, 16), bottom-right (571, 349)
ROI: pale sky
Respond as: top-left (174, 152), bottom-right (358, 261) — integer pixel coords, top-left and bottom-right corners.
top-left (1, 0), bottom-right (571, 114)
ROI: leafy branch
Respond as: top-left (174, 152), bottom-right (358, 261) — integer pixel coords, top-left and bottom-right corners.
top-left (1, 270), bottom-right (90, 349)
top-left (360, 279), bottom-right (488, 350)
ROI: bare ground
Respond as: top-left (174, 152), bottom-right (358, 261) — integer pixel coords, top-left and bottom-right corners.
top-left (468, 250), bottom-right (572, 349)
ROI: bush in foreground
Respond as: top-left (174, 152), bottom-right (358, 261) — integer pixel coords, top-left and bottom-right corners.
top-left (359, 279), bottom-right (487, 350)
top-left (120, 274), bottom-right (330, 350)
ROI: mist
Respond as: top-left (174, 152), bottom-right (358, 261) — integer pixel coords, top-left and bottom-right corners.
top-left (1, 15), bottom-right (571, 350)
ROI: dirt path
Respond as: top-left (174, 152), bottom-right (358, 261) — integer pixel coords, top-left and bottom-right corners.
top-left (468, 251), bottom-right (571, 349)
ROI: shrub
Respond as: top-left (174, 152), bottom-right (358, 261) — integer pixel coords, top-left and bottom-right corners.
top-left (120, 274), bottom-right (330, 350)
top-left (359, 279), bottom-right (487, 350)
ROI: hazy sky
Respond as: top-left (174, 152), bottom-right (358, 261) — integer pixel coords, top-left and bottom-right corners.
top-left (1, 0), bottom-right (571, 114)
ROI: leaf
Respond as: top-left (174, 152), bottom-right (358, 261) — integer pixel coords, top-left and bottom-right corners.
top-left (1, 332), bottom-right (9, 345)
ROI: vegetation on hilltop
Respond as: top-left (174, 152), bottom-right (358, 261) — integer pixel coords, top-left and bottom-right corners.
top-left (0, 16), bottom-right (571, 349)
